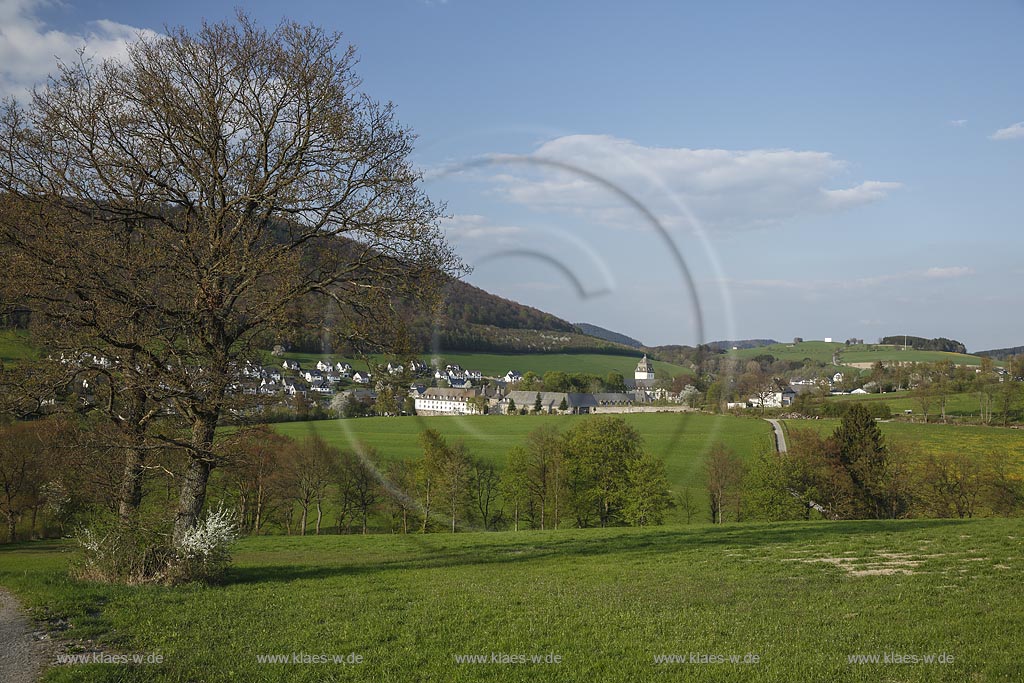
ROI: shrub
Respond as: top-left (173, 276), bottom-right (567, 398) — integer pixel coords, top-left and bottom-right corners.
top-left (74, 519), bottom-right (173, 585)
top-left (170, 505), bottom-right (238, 583)
top-left (74, 506), bottom-right (238, 585)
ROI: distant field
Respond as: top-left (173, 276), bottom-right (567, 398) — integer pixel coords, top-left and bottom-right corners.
top-left (781, 418), bottom-right (1024, 464)
top-left (274, 413), bottom-right (773, 522)
top-left (276, 350), bottom-right (691, 379)
top-left (1, 518), bottom-right (1021, 681)
top-left (0, 329), bottom-right (35, 364)
top-left (827, 390), bottom-right (985, 418)
top-left (728, 341), bottom-right (992, 368)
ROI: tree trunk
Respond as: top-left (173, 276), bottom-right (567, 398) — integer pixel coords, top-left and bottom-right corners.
top-left (300, 505), bottom-right (308, 535)
top-left (172, 413), bottom-right (218, 545)
top-left (117, 446), bottom-right (147, 519)
top-left (6, 513), bottom-right (16, 543)
top-left (315, 500), bottom-right (323, 535)
top-left (254, 482), bottom-right (264, 534)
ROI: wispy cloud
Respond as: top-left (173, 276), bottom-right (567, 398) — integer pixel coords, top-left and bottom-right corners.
top-left (0, 0), bottom-right (154, 99)
top-left (990, 122), bottom-right (1024, 141)
top-left (949, 119), bottom-right (968, 127)
top-left (441, 214), bottom-right (525, 240)
top-left (924, 266), bottom-right (974, 279)
top-left (478, 135), bottom-right (901, 233)
top-left (726, 266), bottom-right (974, 292)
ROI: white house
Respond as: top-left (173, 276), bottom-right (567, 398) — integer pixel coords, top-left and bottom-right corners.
top-left (316, 360), bottom-right (333, 372)
top-left (303, 369), bottom-right (324, 383)
top-left (414, 387), bottom-right (484, 415)
top-left (352, 371), bottom-right (371, 384)
top-left (748, 387), bottom-right (797, 408)
top-left (282, 360), bottom-right (300, 371)
top-left (335, 361), bottom-right (352, 373)
top-left (310, 381), bottom-right (333, 395)
top-left (503, 370), bottom-right (523, 384)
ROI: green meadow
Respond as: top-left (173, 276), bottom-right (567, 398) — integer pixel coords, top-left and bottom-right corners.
top-left (273, 413), bottom-right (773, 521)
top-left (728, 341), bottom-right (991, 368)
top-left (826, 389), bottom-right (990, 419)
top-left (276, 350), bottom-right (690, 379)
top-left (780, 418), bottom-right (1024, 465)
top-left (0, 328), bottom-right (35, 364)
top-left (1, 518), bottom-right (1021, 682)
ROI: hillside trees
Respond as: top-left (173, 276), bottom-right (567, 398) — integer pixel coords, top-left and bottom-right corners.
top-left (0, 15), bottom-right (460, 545)
top-left (561, 417), bottom-right (645, 527)
top-left (339, 445), bottom-right (385, 534)
top-left (705, 443), bottom-right (745, 524)
top-left (218, 426), bottom-right (296, 535)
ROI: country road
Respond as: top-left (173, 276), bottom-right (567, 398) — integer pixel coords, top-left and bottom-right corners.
top-left (765, 419), bottom-right (788, 453)
top-left (0, 589), bottom-right (45, 683)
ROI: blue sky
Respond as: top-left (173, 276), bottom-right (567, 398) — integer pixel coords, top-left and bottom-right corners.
top-left (3, 1), bottom-right (1023, 350)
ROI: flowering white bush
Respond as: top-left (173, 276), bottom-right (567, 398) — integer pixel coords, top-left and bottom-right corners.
top-left (172, 505), bottom-right (238, 581)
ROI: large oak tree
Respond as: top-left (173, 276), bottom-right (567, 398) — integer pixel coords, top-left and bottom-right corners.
top-left (0, 15), bottom-right (461, 542)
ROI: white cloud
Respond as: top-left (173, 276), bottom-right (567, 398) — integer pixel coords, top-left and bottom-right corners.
top-left (924, 266), bottom-right (974, 279)
top-left (822, 181), bottom-right (905, 209)
top-left (0, 0), bottom-right (154, 99)
top-left (441, 214), bottom-right (525, 240)
top-left (949, 119), bottom-right (968, 127)
top-left (726, 266), bottom-right (973, 291)
top-left (990, 122), bottom-right (1024, 141)
top-left (482, 135), bottom-right (901, 232)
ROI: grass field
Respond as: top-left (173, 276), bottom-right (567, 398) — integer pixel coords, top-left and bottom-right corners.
top-left (826, 390), bottom-right (986, 418)
top-left (276, 350), bottom-right (691, 379)
top-left (728, 341), bottom-right (992, 368)
top-left (274, 413), bottom-right (773, 523)
top-left (0, 328), bottom-right (35, 364)
top-left (1, 518), bottom-right (1021, 681)
top-left (781, 418), bottom-right (1024, 464)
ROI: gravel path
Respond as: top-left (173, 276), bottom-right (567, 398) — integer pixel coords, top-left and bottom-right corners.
top-left (0, 588), bottom-right (46, 683)
top-left (765, 418), bottom-right (788, 452)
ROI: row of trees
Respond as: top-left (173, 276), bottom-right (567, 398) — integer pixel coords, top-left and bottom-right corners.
top-left (706, 405), bottom-right (1024, 523)
top-left (212, 417), bottom-right (674, 535)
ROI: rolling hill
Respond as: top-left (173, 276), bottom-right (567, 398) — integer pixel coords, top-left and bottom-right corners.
top-left (727, 340), bottom-right (995, 368)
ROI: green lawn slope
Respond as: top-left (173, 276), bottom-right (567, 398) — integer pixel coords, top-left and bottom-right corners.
top-left (0, 518), bottom-right (1020, 681)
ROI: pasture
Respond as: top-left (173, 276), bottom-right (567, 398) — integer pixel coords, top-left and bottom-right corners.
top-left (275, 350), bottom-right (690, 379)
top-left (0, 518), bottom-right (1020, 681)
top-left (274, 413), bottom-right (774, 522)
top-left (780, 418), bottom-right (1024, 465)
top-left (728, 341), bottom-right (991, 368)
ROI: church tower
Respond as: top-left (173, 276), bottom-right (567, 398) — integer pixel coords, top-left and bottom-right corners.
top-left (634, 354), bottom-right (655, 381)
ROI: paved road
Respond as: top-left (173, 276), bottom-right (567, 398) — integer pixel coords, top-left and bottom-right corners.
top-left (0, 589), bottom-right (45, 683)
top-left (765, 419), bottom-right (788, 453)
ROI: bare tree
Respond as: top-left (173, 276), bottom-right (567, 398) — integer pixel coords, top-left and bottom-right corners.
top-left (705, 442), bottom-right (745, 524)
top-left (340, 444), bottom-right (384, 534)
top-left (0, 15), bottom-right (461, 543)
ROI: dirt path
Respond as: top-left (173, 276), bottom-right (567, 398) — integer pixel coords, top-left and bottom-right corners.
top-left (0, 588), bottom-right (46, 683)
top-left (765, 418), bottom-right (788, 452)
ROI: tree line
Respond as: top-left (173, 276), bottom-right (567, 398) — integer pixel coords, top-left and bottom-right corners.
top-left (704, 405), bottom-right (1024, 523)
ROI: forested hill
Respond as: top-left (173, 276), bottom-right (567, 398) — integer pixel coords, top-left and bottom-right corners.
top-left (444, 281), bottom-right (575, 332)
top-left (879, 336), bottom-right (967, 354)
top-left (976, 345), bottom-right (1024, 360)
top-left (574, 323), bottom-right (644, 349)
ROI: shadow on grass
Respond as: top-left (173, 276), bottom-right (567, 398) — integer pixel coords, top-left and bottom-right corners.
top-left (226, 518), bottom-right (975, 586)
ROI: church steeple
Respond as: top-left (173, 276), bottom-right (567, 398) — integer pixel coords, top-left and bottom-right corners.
top-left (635, 354), bottom-right (654, 381)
